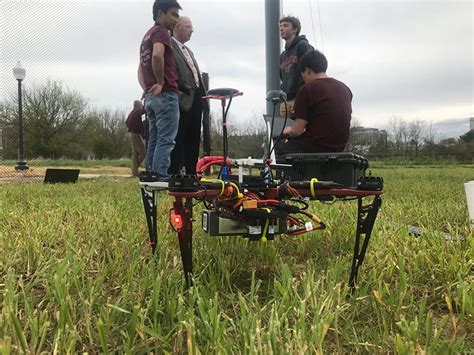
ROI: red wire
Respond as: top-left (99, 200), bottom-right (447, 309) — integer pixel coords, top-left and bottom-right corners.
top-left (257, 199), bottom-right (280, 205)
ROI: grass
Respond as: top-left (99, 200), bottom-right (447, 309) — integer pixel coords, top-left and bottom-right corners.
top-left (0, 167), bottom-right (473, 353)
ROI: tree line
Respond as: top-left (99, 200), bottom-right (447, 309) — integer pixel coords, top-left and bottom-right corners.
top-left (0, 79), bottom-right (267, 161)
top-left (347, 117), bottom-right (473, 162)
top-left (0, 80), bottom-right (472, 162)
top-left (0, 80), bottom-right (129, 160)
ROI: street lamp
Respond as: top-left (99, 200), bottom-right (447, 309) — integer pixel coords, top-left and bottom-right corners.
top-left (13, 61), bottom-right (28, 171)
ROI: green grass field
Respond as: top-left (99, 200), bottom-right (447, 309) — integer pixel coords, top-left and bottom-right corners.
top-left (0, 167), bottom-right (473, 353)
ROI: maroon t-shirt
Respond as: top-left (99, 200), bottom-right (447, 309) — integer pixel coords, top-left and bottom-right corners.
top-left (139, 24), bottom-right (178, 92)
top-left (125, 107), bottom-right (145, 134)
top-left (293, 77), bottom-right (352, 151)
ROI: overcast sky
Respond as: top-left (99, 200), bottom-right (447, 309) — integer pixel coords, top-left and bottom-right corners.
top-left (1, 0), bottom-right (472, 137)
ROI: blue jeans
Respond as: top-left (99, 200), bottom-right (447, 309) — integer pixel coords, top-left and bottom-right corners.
top-left (144, 91), bottom-right (179, 181)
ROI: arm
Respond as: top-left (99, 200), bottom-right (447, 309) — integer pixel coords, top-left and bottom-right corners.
top-left (150, 42), bottom-right (165, 96)
top-left (283, 118), bottom-right (307, 137)
top-left (283, 86), bottom-right (308, 137)
top-left (125, 114), bottom-right (130, 128)
top-left (137, 64), bottom-right (146, 91)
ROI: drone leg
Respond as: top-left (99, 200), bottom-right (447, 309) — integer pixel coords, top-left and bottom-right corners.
top-left (174, 197), bottom-right (194, 288)
top-left (349, 195), bottom-right (382, 293)
top-left (141, 187), bottom-right (157, 255)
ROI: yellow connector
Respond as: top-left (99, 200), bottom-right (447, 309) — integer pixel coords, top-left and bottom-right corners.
top-left (243, 200), bottom-right (258, 209)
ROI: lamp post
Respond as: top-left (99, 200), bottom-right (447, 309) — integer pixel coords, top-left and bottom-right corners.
top-left (13, 61), bottom-right (28, 171)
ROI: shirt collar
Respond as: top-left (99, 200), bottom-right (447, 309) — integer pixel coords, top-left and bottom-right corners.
top-left (172, 37), bottom-right (185, 49)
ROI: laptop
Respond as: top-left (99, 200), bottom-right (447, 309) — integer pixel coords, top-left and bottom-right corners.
top-left (263, 114), bottom-right (294, 138)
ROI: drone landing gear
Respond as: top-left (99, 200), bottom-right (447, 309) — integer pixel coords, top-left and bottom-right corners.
top-left (349, 195), bottom-right (382, 292)
top-left (140, 184), bottom-right (382, 292)
top-left (174, 197), bottom-right (193, 288)
top-left (141, 188), bottom-right (157, 254)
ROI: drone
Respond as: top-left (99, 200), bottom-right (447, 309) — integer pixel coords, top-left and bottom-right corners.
top-left (139, 88), bottom-right (383, 292)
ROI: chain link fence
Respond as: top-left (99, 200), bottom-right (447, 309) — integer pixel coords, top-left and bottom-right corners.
top-left (0, 81), bottom-right (133, 184)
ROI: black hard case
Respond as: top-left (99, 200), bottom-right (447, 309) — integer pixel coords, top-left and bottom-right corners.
top-left (280, 152), bottom-right (368, 188)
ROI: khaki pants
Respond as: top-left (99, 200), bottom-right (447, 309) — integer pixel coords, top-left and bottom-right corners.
top-left (279, 99), bottom-right (295, 117)
top-left (129, 132), bottom-right (146, 175)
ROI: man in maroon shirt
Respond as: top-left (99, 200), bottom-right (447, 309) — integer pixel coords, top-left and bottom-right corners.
top-left (125, 100), bottom-right (146, 176)
top-left (138, 0), bottom-right (181, 181)
top-left (276, 50), bottom-right (353, 155)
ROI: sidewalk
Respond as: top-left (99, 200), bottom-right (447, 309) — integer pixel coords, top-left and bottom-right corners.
top-left (0, 164), bottom-right (135, 184)
top-left (0, 172), bottom-right (134, 184)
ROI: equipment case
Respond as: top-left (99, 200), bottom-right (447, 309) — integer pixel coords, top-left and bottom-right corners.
top-left (280, 152), bottom-right (368, 188)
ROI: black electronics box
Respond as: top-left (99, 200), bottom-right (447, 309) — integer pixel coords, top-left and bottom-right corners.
top-left (279, 152), bottom-right (368, 188)
top-left (168, 175), bottom-right (200, 192)
top-left (44, 168), bottom-right (80, 184)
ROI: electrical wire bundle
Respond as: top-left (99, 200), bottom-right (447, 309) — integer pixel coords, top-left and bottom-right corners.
top-left (196, 177), bottom-right (326, 239)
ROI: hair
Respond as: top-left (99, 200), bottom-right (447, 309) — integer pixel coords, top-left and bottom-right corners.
top-left (299, 50), bottom-right (328, 74)
top-left (153, 0), bottom-right (182, 21)
top-left (133, 100), bottom-right (142, 108)
top-left (279, 15), bottom-right (301, 36)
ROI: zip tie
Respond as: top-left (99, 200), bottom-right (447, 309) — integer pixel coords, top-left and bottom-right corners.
top-left (261, 208), bottom-right (271, 242)
top-left (201, 178), bottom-right (225, 197)
top-left (310, 178), bottom-right (319, 199)
top-left (230, 182), bottom-right (243, 199)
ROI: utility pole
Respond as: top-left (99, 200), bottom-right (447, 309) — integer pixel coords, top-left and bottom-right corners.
top-left (265, 0), bottom-right (281, 116)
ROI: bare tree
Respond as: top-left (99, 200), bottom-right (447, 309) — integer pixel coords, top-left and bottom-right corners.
top-left (86, 108), bottom-right (129, 159)
top-left (0, 79), bottom-right (89, 159)
top-left (208, 110), bottom-right (267, 158)
top-left (407, 120), bottom-right (425, 156)
top-left (423, 121), bottom-right (439, 154)
top-left (387, 116), bottom-right (408, 155)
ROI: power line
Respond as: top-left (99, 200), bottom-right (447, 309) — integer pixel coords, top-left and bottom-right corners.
top-left (308, 0), bottom-right (325, 52)
top-left (317, 0), bottom-right (324, 52)
top-left (308, 0), bottom-right (318, 47)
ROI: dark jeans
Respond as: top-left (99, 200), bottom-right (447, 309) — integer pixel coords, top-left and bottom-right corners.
top-left (169, 88), bottom-right (203, 175)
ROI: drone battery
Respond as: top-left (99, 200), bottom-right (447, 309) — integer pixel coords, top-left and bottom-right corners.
top-left (202, 210), bottom-right (287, 238)
top-left (279, 152), bottom-right (368, 188)
top-left (202, 210), bottom-right (248, 236)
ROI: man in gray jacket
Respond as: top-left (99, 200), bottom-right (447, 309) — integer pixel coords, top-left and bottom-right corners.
top-left (279, 15), bottom-right (313, 117)
top-left (169, 16), bottom-right (207, 175)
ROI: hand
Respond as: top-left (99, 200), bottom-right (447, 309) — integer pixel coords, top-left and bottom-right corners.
top-left (283, 126), bottom-right (291, 135)
top-left (150, 83), bottom-right (163, 96)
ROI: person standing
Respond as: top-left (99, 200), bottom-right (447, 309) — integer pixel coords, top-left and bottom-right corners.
top-left (138, 0), bottom-right (181, 181)
top-left (125, 100), bottom-right (146, 176)
top-left (279, 15), bottom-right (313, 117)
top-left (276, 50), bottom-right (353, 156)
top-left (169, 16), bottom-right (207, 175)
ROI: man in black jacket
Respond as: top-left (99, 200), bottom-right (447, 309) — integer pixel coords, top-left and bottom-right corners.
top-left (279, 16), bottom-right (313, 117)
top-left (169, 16), bottom-right (208, 175)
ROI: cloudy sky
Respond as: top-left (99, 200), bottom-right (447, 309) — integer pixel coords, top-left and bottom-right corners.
top-left (1, 0), bottom-right (472, 137)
